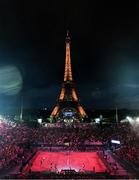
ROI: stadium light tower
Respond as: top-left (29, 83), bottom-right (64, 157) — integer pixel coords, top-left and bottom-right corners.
top-left (115, 107), bottom-right (118, 124)
top-left (20, 94), bottom-right (23, 121)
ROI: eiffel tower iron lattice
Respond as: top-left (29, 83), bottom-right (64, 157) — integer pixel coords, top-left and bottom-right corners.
top-left (50, 31), bottom-right (87, 121)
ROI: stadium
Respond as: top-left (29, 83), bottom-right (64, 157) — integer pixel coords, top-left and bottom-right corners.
top-left (0, 118), bottom-right (138, 179)
top-left (0, 34), bottom-right (138, 178)
top-left (0, 2), bottom-right (139, 179)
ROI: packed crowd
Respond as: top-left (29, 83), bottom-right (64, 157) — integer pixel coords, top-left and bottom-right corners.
top-left (0, 118), bottom-right (138, 175)
top-left (0, 120), bottom-right (34, 171)
top-left (8, 171), bottom-right (114, 179)
top-left (96, 123), bottom-right (139, 166)
top-left (113, 124), bottom-right (139, 166)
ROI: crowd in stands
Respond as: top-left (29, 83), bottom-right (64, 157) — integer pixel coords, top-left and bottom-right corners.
top-left (7, 171), bottom-right (115, 179)
top-left (0, 119), bottom-right (34, 172)
top-left (113, 124), bottom-right (139, 166)
top-left (0, 118), bottom-right (138, 177)
top-left (95, 123), bottom-right (139, 166)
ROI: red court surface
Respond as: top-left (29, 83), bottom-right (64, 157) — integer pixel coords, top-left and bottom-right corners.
top-left (29, 151), bottom-right (107, 173)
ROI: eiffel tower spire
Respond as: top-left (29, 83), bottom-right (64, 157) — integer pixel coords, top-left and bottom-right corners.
top-left (64, 30), bottom-right (73, 81)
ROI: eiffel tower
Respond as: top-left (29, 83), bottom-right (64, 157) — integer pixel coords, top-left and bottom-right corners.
top-left (50, 31), bottom-right (87, 122)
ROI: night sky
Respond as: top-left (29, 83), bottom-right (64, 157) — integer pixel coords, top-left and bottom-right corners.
top-left (0, 1), bottom-right (139, 111)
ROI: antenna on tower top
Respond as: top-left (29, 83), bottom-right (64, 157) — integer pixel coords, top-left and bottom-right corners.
top-left (67, 30), bottom-right (69, 37)
top-left (66, 30), bottom-right (70, 42)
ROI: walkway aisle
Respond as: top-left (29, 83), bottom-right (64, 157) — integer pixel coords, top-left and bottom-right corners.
top-left (104, 150), bottom-right (129, 176)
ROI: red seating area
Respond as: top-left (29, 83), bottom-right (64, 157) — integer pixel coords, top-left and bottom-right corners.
top-left (0, 119), bottom-right (138, 178)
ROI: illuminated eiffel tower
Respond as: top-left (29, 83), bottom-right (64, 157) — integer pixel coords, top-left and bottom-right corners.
top-left (50, 31), bottom-right (87, 122)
